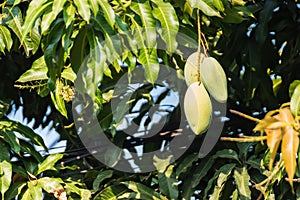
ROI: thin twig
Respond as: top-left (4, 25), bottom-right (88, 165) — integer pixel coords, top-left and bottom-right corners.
top-left (230, 109), bottom-right (261, 123)
top-left (220, 136), bottom-right (267, 142)
top-left (197, 9), bottom-right (201, 83)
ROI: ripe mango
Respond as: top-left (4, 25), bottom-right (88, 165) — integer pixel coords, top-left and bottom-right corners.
top-left (184, 82), bottom-right (212, 135)
top-left (200, 57), bottom-right (228, 103)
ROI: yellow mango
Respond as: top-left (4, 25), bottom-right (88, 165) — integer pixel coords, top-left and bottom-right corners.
top-left (184, 82), bottom-right (212, 135)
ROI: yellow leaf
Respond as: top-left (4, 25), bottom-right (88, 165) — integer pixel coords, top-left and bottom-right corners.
top-left (281, 126), bottom-right (299, 191)
top-left (265, 127), bottom-right (282, 170)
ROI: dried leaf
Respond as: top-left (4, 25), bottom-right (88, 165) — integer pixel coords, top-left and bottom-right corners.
top-left (49, 188), bottom-right (67, 200)
top-left (281, 126), bottom-right (299, 191)
top-left (265, 127), bottom-right (282, 170)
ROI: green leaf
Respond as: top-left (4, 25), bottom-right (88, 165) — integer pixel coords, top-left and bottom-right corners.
top-left (63, 3), bottom-right (76, 28)
top-left (52, 0), bottom-right (67, 16)
top-left (74, 0), bottom-right (91, 22)
top-left (209, 164), bottom-right (236, 200)
top-left (0, 140), bottom-right (10, 162)
top-left (233, 167), bottom-right (251, 200)
top-left (212, 0), bottom-right (224, 12)
top-left (97, 0), bottom-right (115, 28)
top-left (175, 153), bottom-right (198, 177)
top-left (70, 26), bottom-right (88, 73)
top-left (61, 67), bottom-right (77, 82)
top-left (0, 25), bottom-right (13, 53)
top-left (187, 0), bottom-right (221, 17)
top-left (1, 130), bottom-right (20, 153)
top-left (122, 181), bottom-right (163, 200)
top-left (213, 149), bottom-right (240, 162)
top-left (41, 10), bottom-right (57, 34)
top-left (88, 0), bottom-right (99, 16)
top-left (94, 185), bottom-right (127, 200)
top-left (16, 56), bottom-right (48, 82)
top-left (22, 1), bottom-right (52, 42)
top-left (191, 158), bottom-right (215, 187)
top-left (20, 140), bottom-right (43, 162)
top-left (158, 165), bottom-right (178, 200)
top-left (131, 1), bottom-right (156, 48)
top-left (21, 188), bottom-right (31, 200)
top-left (255, 0), bottom-right (278, 44)
top-left (28, 181), bottom-right (43, 200)
top-left (0, 120), bottom-right (47, 151)
top-left (0, 160), bottom-right (12, 199)
top-left (93, 170), bottom-right (113, 192)
top-left (4, 181), bottom-right (26, 200)
top-left (289, 80), bottom-right (300, 97)
top-left (2, 7), bottom-right (32, 56)
top-left (50, 80), bottom-right (68, 118)
top-left (152, 0), bottom-right (179, 52)
top-left (36, 154), bottom-right (63, 175)
top-left (38, 177), bottom-right (63, 193)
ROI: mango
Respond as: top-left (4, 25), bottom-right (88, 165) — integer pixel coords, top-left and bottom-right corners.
top-left (184, 82), bottom-right (212, 135)
top-left (184, 52), bottom-right (205, 86)
top-left (200, 57), bottom-right (228, 103)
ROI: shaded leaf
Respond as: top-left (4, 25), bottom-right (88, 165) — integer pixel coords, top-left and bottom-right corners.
top-left (50, 80), bottom-right (68, 118)
top-left (158, 165), bottom-right (178, 200)
top-left (175, 153), bottom-right (198, 177)
top-left (4, 181), bottom-right (26, 200)
top-left (192, 158), bottom-right (215, 187)
top-left (93, 170), bottom-right (113, 192)
top-left (213, 149), bottom-right (240, 162)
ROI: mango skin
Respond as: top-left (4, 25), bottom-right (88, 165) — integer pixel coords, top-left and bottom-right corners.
top-left (200, 57), bottom-right (228, 103)
top-left (184, 82), bottom-right (212, 135)
top-left (290, 83), bottom-right (300, 116)
top-left (184, 52), bottom-right (205, 86)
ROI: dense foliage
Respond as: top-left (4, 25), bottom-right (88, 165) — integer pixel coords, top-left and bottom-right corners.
top-left (0, 0), bottom-right (300, 199)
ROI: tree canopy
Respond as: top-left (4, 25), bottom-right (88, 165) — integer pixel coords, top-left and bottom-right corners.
top-left (0, 0), bottom-right (300, 199)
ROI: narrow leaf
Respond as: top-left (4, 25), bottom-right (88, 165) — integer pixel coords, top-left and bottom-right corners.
top-left (281, 126), bottom-right (299, 190)
top-left (16, 56), bottom-right (48, 82)
top-left (93, 170), bottom-right (113, 192)
top-left (152, 0), bottom-right (179, 52)
top-left (233, 167), bottom-right (251, 200)
top-left (36, 154), bottom-right (63, 175)
top-left (187, 0), bottom-right (221, 17)
top-left (0, 160), bottom-right (12, 198)
top-left (28, 181), bottom-right (43, 200)
top-left (74, 0), bottom-right (91, 22)
top-left (97, 0), bottom-right (115, 28)
top-left (0, 25), bottom-right (13, 52)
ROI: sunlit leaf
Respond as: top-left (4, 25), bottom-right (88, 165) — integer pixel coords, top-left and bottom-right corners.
top-left (233, 167), bottom-right (251, 200)
top-left (50, 80), bottom-right (68, 118)
top-left (36, 154), bottom-right (63, 175)
top-left (16, 56), bottom-right (48, 82)
top-left (0, 25), bottom-right (13, 53)
top-left (0, 160), bottom-right (12, 199)
top-left (281, 126), bottom-right (299, 190)
top-left (158, 165), bottom-right (178, 200)
top-left (97, 0), bottom-right (115, 28)
top-left (61, 67), bottom-right (76, 82)
top-left (74, 0), bottom-right (91, 22)
top-left (122, 181), bottom-right (163, 200)
top-left (290, 83), bottom-right (300, 117)
top-left (28, 181), bottom-right (43, 200)
top-left (265, 127), bottom-right (281, 170)
top-left (152, 0), bottom-right (179, 52)
top-left (208, 164), bottom-right (235, 200)
top-left (187, 0), bottom-right (221, 17)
